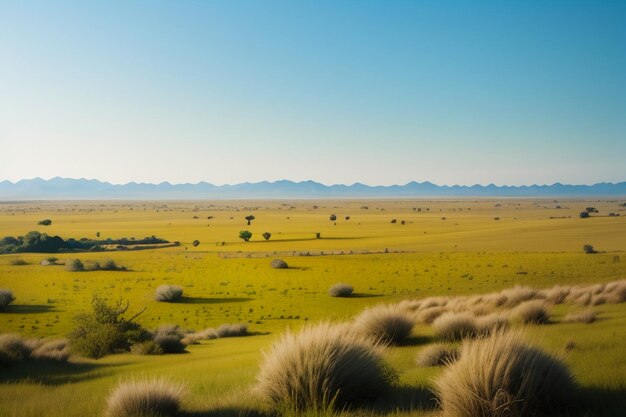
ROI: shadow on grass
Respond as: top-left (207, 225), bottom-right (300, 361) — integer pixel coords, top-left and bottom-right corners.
top-left (0, 359), bottom-right (127, 386)
top-left (177, 297), bottom-right (254, 304)
top-left (399, 335), bottom-right (434, 347)
top-left (578, 386), bottom-right (626, 417)
top-left (370, 384), bottom-right (438, 413)
top-left (184, 407), bottom-right (269, 417)
top-left (347, 293), bottom-right (384, 299)
top-left (4, 304), bottom-right (59, 314)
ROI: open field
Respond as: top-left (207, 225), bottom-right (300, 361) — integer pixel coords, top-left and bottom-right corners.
top-left (1, 199), bottom-right (625, 417)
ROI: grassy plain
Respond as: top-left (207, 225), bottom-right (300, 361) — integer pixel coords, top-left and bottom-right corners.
top-left (0, 198), bottom-right (625, 417)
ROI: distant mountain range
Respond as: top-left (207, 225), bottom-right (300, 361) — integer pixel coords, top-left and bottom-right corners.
top-left (0, 178), bottom-right (625, 200)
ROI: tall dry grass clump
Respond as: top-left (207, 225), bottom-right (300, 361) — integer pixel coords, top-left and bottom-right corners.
top-left (415, 344), bottom-right (459, 367)
top-left (155, 285), bottom-right (183, 302)
top-left (104, 378), bottom-right (185, 417)
top-left (328, 283), bottom-right (354, 297)
top-left (432, 312), bottom-right (478, 341)
top-left (512, 300), bottom-right (551, 324)
top-left (434, 331), bottom-right (576, 417)
top-left (0, 288), bottom-right (15, 309)
top-left (0, 334), bottom-right (31, 364)
top-left (416, 306), bottom-right (446, 324)
top-left (500, 286), bottom-right (538, 308)
top-left (27, 338), bottom-right (70, 361)
top-left (216, 323), bottom-right (248, 337)
top-left (354, 304), bottom-right (414, 344)
top-left (564, 310), bottom-right (597, 324)
top-left (256, 322), bottom-right (396, 410)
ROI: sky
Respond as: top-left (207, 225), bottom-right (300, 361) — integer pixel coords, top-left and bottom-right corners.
top-left (1, 1), bottom-right (625, 186)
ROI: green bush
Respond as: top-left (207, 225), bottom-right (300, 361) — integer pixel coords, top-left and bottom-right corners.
top-left (68, 296), bottom-right (148, 359)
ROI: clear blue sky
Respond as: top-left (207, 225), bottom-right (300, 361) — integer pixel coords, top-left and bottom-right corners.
top-left (1, 1), bottom-right (624, 186)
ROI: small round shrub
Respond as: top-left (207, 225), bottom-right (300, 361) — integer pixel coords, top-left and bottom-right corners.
top-left (513, 300), bottom-right (551, 324)
top-left (354, 304), bottom-right (414, 345)
top-left (28, 339), bottom-right (70, 362)
top-left (155, 285), bottom-right (183, 302)
top-left (434, 331), bottom-right (577, 417)
top-left (329, 283), bottom-right (354, 297)
top-left (216, 323), bottom-right (248, 337)
top-left (152, 325), bottom-right (187, 354)
top-left (10, 259), bottom-right (28, 266)
top-left (0, 334), bottom-right (31, 365)
top-left (415, 344), bottom-right (459, 367)
top-left (564, 310), bottom-right (597, 324)
top-left (65, 258), bottom-right (85, 272)
top-left (0, 289), bottom-right (15, 309)
top-left (256, 322), bottom-right (396, 410)
top-left (432, 312), bottom-right (478, 341)
top-left (104, 379), bottom-right (184, 417)
top-left (270, 259), bottom-right (288, 269)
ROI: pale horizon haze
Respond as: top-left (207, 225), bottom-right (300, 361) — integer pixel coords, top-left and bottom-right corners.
top-left (1, 1), bottom-right (625, 187)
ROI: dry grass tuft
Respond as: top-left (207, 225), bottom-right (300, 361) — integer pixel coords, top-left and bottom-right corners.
top-left (28, 338), bottom-right (70, 361)
top-left (0, 288), bottom-right (15, 309)
top-left (415, 343), bottom-right (459, 367)
top-left (416, 306), bottom-right (446, 324)
top-left (155, 285), bottom-right (183, 302)
top-left (216, 323), bottom-right (248, 338)
top-left (433, 312), bottom-right (478, 341)
top-left (256, 322), bottom-right (396, 410)
top-left (564, 310), bottom-right (597, 324)
top-left (354, 304), bottom-right (414, 344)
top-left (104, 378), bottom-right (184, 417)
top-left (434, 331), bottom-right (577, 417)
top-left (328, 283), bottom-right (354, 297)
top-left (512, 300), bottom-right (551, 324)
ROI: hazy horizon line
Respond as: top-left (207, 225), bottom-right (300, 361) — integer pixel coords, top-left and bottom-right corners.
top-left (2, 176), bottom-right (625, 188)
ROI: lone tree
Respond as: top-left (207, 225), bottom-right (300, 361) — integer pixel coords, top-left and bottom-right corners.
top-left (192, 240), bottom-right (200, 247)
top-left (329, 214), bottom-right (337, 221)
top-left (262, 232), bottom-right (272, 241)
top-left (239, 231), bottom-right (252, 242)
top-left (579, 211), bottom-right (590, 219)
top-left (38, 219), bottom-right (52, 226)
top-left (583, 244), bottom-right (597, 254)
top-left (245, 215), bottom-right (256, 226)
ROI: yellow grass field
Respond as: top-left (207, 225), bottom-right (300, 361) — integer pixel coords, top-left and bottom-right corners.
top-left (1, 199), bottom-right (625, 417)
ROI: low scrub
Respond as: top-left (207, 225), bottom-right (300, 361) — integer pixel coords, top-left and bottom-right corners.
top-left (69, 296), bottom-right (148, 359)
top-left (328, 283), bottom-right (354, 297)
top-left (216, 323), bottom-right (248, 338)
top-left (564, 310), bottom-right (597, 324)
top-left (9, 258), bottom-right (28, 266)
top-left (155, 285), bottom-right (183, 302)
top-left (256, 322), bottom-right (396, 410)
top-left (0, 334), bottom-right (70, 365)
top-left (270, 259), bottom-right (288, 269)
top-left (0, 289), bottom-right (15, 309)
top-left (434, 331), bottom-right (577, 417)
top-left (130, 340), bottom-right (164, 355)
top-left (104, 379), bottom-right (184, 417)
top-left (181, 328), bottom-right (218, 345)
top-left (354, 304), bottom-right (414, 344)
top-left (513, 300), bottom-right (551, 324)
top-left (65, 258), bottom-right (85, 272)
top-left (152, 325), bottom-right (187, 354)
top-left (415, 343), bottom-right (459, 367)
top-left (433, 312), bottom-right (479, 341)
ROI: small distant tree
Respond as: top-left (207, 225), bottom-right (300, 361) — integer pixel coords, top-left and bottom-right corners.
top-left (329, 214), bottom-right (337, 221)
top-left (262, 232), bottom-right (272, 241)
top-left (96, 232), bottom-right (100, 238)
top-left (585, 207), bottom-right (598, 213)
top-left (245, 215), bottom-right (256, 225)
top-left (192, 240), bottom-right (200, 247)
top-left (579, 211), bottom-right (590, 219)
top-left (390, 219), bottom-right (397, 224)
top-left (239, 231), bottom-right (252, 242)
top-left (583, 244), bottom-right (597, 254)
top-left (37, 219), bottom-right (52, 226)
